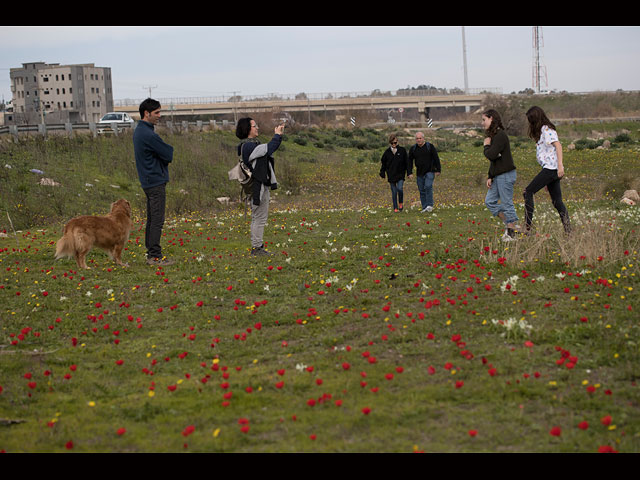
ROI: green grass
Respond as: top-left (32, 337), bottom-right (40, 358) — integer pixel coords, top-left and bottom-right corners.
top-left (0, 125), bottom-right (639, 452)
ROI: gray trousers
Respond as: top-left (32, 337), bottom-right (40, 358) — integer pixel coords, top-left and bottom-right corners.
top-left (251, 185), bottom-right (270, 248)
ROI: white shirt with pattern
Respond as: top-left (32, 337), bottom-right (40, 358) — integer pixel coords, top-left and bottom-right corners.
top-left (535, 125), bottom-right (559, 169)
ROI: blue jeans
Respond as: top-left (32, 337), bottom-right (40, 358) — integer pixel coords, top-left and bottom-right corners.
top-left (389, 179), bottom-right (404, 210)
top-left (485, 169), bottom-right (518, 225)
top-left (416, 172), bottom-right (435, 209)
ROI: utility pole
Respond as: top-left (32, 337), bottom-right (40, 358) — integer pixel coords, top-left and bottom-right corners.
top-left (461, 26), bottom-right (470, 113)
top-left (461, 26), bottom-right (469, 94)
top-left (142, 85), bottom-right (157, 98)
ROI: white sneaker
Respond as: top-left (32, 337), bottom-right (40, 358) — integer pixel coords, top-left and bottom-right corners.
top-left (422, 206), bottom-right (433, 213)
top-left (501, 229), bottom-right (516, 242)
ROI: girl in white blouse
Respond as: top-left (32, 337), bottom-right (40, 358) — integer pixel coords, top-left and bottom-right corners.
top-left (523, 106), bottom-right (571, 234)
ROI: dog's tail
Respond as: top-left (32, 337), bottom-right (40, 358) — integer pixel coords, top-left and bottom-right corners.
top-left (54, 226), bottom-right (75, 260)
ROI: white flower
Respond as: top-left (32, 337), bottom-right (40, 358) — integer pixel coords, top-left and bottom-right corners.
top-left (501, 275), bottom-right (519, 292)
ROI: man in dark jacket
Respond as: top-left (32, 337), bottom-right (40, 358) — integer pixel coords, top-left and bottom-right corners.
top-left (409, 131), bottom-right (441, 212)
top-left (134, 98), bottom-right (175, 266)
top-left (380, 134), bottom-right (411, 212)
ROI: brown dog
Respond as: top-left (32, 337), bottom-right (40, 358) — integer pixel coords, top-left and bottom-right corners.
top-left (55, 199), bottom-right (133, 269)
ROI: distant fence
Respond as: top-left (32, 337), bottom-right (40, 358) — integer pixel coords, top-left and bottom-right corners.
top-left (2, 116), bottom-right (639, 139)
top-left (0, 120), bottom-right (235, 139)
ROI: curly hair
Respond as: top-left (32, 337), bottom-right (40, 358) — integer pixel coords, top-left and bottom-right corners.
top-left (526, 106), bottom-right (556, 141)
top-left (482, 109), bottom-right (504, 138)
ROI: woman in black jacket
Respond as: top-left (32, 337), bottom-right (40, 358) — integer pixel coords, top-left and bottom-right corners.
top-left (380, 134), bottom-right (411, 212)
top-left (481, 109), bottom-right (519, 241)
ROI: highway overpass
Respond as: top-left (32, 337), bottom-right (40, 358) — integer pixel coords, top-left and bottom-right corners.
top-left (114, 92), bottom-right (487, 121)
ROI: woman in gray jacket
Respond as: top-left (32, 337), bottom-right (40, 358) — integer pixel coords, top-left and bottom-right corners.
top-left (236, 117), bottom-right (285, 256)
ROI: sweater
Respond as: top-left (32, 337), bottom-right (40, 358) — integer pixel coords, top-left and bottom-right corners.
top-left (133, 121), bottom-right (174, 189)
top-left (408, 142), bottom-right (441, 176)
top-left (483, 130), bottom-right (516, 179)
top-left (238, 134), bottom-right (282, 205)
top-left (380, 146), bottom-right (410, 183)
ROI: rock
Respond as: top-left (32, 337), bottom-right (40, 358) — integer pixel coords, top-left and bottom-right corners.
top-left (39, 178), bottom-right (60, 186)
top-left (567, 143), bottom-right (575, 150)
top-left (216, 197), bottom-right (230, 205)
top-left (622, 189), bottom-right (639, 202)
top-left (621, 197), bottom-right (636, 205)
top-left (602, 140), bottom-right (611, 149)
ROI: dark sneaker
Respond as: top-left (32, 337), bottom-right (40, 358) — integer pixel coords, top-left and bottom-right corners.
top-left (250, 246), bottom-right (271, 256)
top-left (147, 257), bottom-right (176, 266)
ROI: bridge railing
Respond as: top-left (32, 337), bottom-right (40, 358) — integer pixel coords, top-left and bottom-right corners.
top-left (114, 88), bottom-right (501, 107)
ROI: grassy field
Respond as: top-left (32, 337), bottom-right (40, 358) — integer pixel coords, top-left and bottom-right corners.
top-left (0, 122), bottom-right (639, 452)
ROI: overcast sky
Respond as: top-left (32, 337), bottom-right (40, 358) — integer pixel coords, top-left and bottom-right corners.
top-left (1, 26), bottom-right (639, 103)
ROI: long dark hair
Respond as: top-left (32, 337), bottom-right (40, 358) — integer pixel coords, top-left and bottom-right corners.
top-left (482, 109), bottom-right (504, 138)
top-left (526, 106), bottom-right (556, 141)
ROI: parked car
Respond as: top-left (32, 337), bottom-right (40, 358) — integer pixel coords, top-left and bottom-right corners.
top-left (97, 112), bottom-right (134, 133)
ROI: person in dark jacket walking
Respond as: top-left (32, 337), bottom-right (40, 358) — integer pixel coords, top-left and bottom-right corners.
top-left (408, 131), bottom-right (441, 212)
top-left (380, 134), bottom-right (411, 212)
top-left (235, 117), bottom-right (284, 256)
top-left (481, 109), bottom-right (519, 241)
top-left (133, 98), bottom-right (175, 266)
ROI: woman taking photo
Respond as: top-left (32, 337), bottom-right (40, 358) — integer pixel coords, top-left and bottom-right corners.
top-left (481, 109), bottom-right (518, 241)
top-left (236, 117), bottom-right (285, 256)
top-left (523, 106), bottom-right (571, 235)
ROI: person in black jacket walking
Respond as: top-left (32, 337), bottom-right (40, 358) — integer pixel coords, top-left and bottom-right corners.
top-left (481, 109), bottom-right (519, 241)
top-left (408, 131), bottom-right (441, 212)
top-left (380, 134), bottom-right (411, 212)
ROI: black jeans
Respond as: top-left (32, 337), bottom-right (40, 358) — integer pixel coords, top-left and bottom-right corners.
top-left (523, 168), bottom-right (570, 233)
top-left (143, 183), bottom-right (166, 259)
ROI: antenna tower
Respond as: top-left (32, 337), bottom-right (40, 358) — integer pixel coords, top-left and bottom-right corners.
top-left (532, 27), bottom-right (548, 93)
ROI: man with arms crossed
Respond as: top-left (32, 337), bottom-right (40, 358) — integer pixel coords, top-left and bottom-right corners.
top-left (134, 98), bottom-right (175, 266)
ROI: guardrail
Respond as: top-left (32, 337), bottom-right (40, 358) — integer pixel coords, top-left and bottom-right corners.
top-left (0, 119), bottom-right (235, 138)
top-left (3, 116), bottom-right (639, 139)
top-left (0, 122), bottom-right (134, 138)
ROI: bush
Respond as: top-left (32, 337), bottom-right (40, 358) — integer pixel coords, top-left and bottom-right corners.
top-left (614, 133), bottom-right (632, 143)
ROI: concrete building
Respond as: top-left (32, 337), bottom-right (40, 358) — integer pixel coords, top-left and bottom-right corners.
top-left (9, 62), bottom-right (114, 124)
